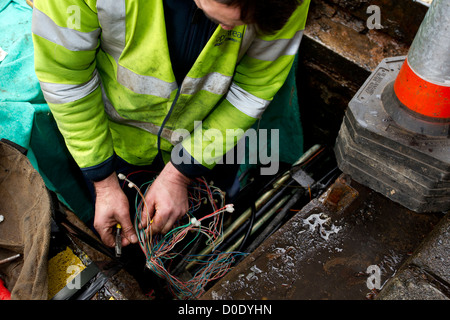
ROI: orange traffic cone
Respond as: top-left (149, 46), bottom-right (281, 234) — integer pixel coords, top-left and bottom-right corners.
top-left (394, 0), bottom-right (450, 122)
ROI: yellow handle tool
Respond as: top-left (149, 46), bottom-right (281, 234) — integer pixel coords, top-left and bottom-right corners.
top-left (115, 224), bottom-right (122, 258)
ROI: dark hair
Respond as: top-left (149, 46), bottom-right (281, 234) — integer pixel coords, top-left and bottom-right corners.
top-left (215, 0), bottom-right (303, 34)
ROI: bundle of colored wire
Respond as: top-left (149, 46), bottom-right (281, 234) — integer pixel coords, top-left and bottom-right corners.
top-left (118, 173), bottom-right (246, 299)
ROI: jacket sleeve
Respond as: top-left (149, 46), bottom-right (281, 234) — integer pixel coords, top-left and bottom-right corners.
top-left (32, 0), bottom-right (115, 181)
top-left (172, 0), bottom-right (311, 177)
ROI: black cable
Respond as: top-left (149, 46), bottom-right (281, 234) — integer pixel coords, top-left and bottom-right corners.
top-left (257, 166), bottom-right (341, 242)
top-left (233, 163), bottom-right (291, 215)
top-left (234, 163), bottom-right (341, 254)
top-left (215, 177), bottom-right (296, 253)
top-left (156, 90), bottom-right (180, 164)
top-left (241, 189), bottom-right (303, 255)
top-left (49, 192), bottom-right (117, 260)
top-left (237, 201), bottom-right (256, 252)
top-left (312, 166), bottom-right (341, 195)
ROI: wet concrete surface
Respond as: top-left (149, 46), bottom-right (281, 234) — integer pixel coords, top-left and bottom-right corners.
top-left (201, 174), bottom-right (443, 300)
top-left (377, 212), bottom-right (450, 300)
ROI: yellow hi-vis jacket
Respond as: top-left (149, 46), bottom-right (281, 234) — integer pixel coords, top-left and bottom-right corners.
top-left (32, 0), bottom-right (311, 180)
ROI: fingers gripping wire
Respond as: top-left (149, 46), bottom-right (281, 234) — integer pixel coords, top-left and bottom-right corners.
top-left (117, 173), bottom-right (244, 299)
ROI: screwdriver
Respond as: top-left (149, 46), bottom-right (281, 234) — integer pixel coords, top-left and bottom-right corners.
top-left (115, 223), bottom-right (122, 258)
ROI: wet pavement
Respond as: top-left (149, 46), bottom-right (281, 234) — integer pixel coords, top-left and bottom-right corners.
top-left (201, 174), bottom-right (445, 300)
top-left (377, 212), bottom-right (449, 300)
top-left (48, 172), bottom-right (448, 300)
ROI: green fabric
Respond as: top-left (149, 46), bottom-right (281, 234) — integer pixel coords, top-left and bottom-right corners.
top-left (260, 54), bottom-right (304, 165)
top-left (0, 0), bottom-right (93, 222)
top-left (239, 54), bottom-right (304, 182)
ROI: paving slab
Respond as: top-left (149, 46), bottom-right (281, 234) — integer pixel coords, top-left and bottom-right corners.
top-left (377, 213), bottom-right (449, 300)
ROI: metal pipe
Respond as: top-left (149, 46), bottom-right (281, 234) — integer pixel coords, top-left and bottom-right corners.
top-left (242, 189), bottom-right (304, 254)
top-left (184, 145), bottom-right (323, 270)
top-left (214, 178), bottom-right (297, 254)
top-left (185, 172), bottom-right (291, 271)
top-left (0, 254), bottom-right (21, 265)
top-left (224, 193), bottom-right (293, 253)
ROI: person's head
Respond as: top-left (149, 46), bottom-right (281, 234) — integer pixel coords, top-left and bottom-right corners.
top-left (194, 0), bottom-right (303, 34)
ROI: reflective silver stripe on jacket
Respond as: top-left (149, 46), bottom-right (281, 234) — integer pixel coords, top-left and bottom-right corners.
top-left (32, 7), bottom-right (100, 51)
top-left (118, 68), bottom-right (232, 99)
top-left (100, 84), bottom-right (177, 144)
top-left (181, 72), bottom-right (232, 96)
top-left (117, 65), bottom-right (178, 99)
top-left (39, 69), bottom-right (100, 104)
top-left (96, 0), bottom-right (126, 62)
top-left (97, 0), bottom-right (177, 98)
top-left (246, 30), bottom-right (304, 62)
top-left (226, 82), bottom-right (271, 119)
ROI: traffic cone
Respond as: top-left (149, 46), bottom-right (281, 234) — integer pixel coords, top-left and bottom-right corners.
top-left (334, 0), bottom-right (450, 213)
top-left (393, 0), bottom-right (450, 133)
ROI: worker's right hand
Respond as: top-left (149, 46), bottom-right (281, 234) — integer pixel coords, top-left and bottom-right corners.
top-left (93, 172), bottom-right (138, 247)
top-left (139, 161), bottom-right (190, 235)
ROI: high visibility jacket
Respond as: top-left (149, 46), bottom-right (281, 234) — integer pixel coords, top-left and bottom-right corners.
top-left (32, 0), bottom-right (311, 180)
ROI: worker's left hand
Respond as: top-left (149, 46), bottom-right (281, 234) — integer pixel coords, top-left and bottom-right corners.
top-left (139, 162), bottom-right (190, 234)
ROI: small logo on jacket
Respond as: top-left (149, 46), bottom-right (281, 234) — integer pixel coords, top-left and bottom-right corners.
top-left (215, 29), bottom-right (243, 46)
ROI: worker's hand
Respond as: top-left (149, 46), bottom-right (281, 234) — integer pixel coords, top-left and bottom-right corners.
top-left (93, 172), bottom-right (138, 247)
top-left (140, 162), bottom-right (190, 235)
